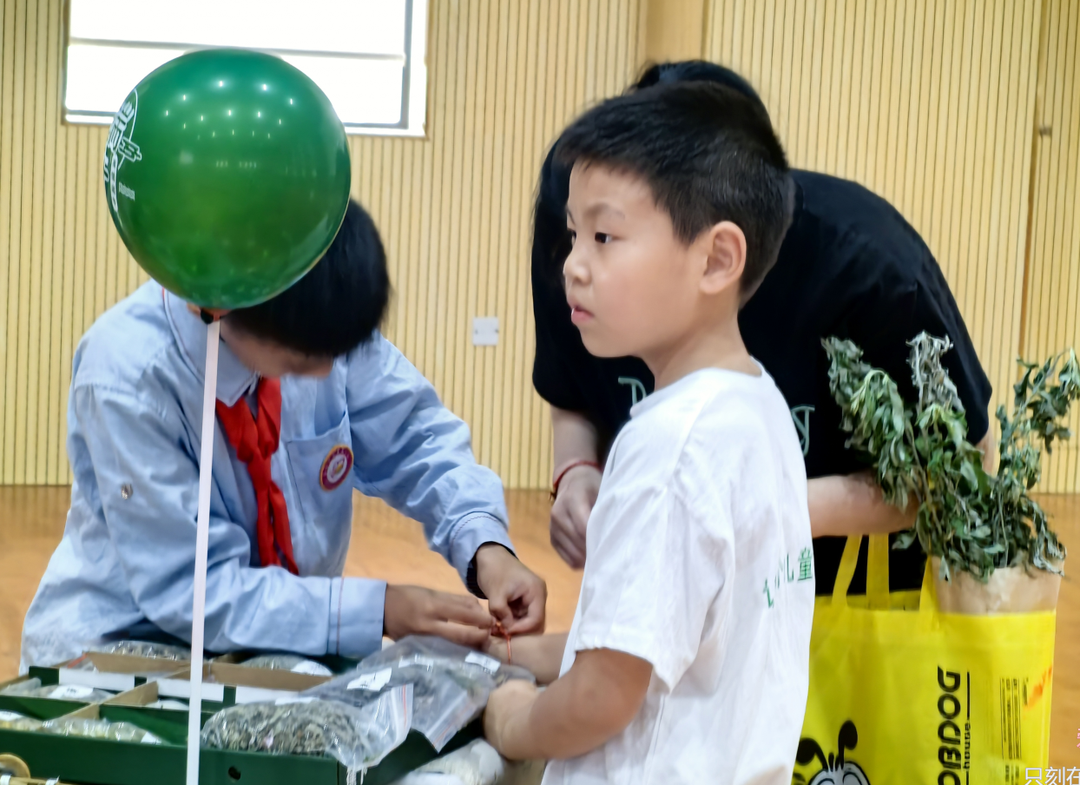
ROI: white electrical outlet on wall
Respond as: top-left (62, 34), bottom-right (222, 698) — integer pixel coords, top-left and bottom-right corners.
top-left (472, 317), bottom-right (499, 346)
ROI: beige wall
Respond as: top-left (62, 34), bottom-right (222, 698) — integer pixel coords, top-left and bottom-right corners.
top-left (695, 0), bottom-right (1079, 492)
top-left (1022, 0), bottom-right (1080, 493)
top-left (0, 0), bottom-right (646, 487)
top-left (2, 0), bottom-right (1078, 490)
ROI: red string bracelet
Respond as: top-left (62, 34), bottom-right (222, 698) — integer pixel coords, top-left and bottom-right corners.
top-left (550, 459), bottom-right (602, 501)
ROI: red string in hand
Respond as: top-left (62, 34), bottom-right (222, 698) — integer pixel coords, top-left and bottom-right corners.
top-left (492, 619), bottom-right (512, 664)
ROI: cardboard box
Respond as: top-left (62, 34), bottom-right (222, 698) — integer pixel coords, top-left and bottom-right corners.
top-left (28, 657), bottom-right (333, 706)
top-left (0, 679), bottom-right (480, 785)
top-left (103, 679), bottom-right (224, 717)
top-left (157, 662), bottom-right (333, 705)
top-left (1, 673), bottom-right (117, 705)
top-left (27, 653), bottom-right (185, 695)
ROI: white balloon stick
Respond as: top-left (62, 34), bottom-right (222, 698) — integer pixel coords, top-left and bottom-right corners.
top-left (187, 319), bottom-right (220, 785)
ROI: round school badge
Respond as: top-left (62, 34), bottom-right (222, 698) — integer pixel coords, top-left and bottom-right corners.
top-left (320, 444), bottom-right (353, 491)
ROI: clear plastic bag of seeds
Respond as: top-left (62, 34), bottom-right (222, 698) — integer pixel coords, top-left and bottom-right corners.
top-left (41, 717), bottom-right (164, 744)
top-left (0, 710), bottom-right (43, 731)
top-left (200, 685), bottom-right (412, 772)
top-left (36, 684), bottom-right (115, 702)
top-left (0, 678), bottom-right (42, 696)
top-left (87, 640), bottom-right (191, 661)
top-left (305, 636), bottom-right (534, 752)
top-left (0, 679), bottom-right (113, 703)
top-left (239, 654), bottom-right (333, 676)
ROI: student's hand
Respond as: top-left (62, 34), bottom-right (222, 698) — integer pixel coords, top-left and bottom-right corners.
top-left (475, 544), bottom-right (547, 636)
top-left (484, 679), bottom-right (541, 759)
top-left (383, 585), bottom-right (494, 648)
top-left (549, 464), bottom-right (601, 569)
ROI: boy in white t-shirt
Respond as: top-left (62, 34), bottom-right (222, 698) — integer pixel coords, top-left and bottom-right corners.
top-left (482, 82), bottom-right (814, 784)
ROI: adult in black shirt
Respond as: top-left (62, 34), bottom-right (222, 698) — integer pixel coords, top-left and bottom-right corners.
top-left (533, 61), bottom-right (993, 593)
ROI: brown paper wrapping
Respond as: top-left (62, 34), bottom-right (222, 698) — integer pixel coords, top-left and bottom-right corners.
top-left (932, 558), bottom-right (1063, 614)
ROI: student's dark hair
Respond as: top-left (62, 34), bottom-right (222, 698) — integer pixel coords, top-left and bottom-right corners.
top-left (555, 81), bottom-right (791, 298)
top-left (225, 198), bottom-right (390, 357)
top-left (630, 60), bottom-right (770, 121)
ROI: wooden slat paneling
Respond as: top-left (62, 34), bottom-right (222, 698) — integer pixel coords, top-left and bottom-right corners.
top-left (5, 0), bottom-right (1075, 491)
top-left (1023, 0), bottom-right (1080, 493)
top-left (0, 0), bottom-right (645, 488)
top-left (704, 0), bottom-right (1075, 487)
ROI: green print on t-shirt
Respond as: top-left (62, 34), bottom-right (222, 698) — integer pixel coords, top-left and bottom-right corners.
top-left (764, 547), bottom-right (814, 608)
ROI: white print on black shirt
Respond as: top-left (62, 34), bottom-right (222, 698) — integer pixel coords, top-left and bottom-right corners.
top-left (791, 405), bottom-right (815, 456)
top-left (622, 379), bottom-right (816, 457)
top-left (618, 376), bottom-right (648, 406)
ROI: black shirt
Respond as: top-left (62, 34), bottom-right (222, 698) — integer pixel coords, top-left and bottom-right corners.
top-left (531, 148), bottom-right (993, 594)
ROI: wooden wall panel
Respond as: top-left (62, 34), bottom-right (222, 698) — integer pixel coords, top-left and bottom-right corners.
top-left (703, 0), bottom-right (1080, 491)
top-left (0, 0), bottom-right (646, 487)
top-left (1, 0), bottom-right (149, 486)
top-left (4, 0), bottom-right (1076, 491)
top-left (1023, 0), bottom-right (1080, 493)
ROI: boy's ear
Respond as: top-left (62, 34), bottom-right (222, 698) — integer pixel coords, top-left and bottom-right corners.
top-left (699, 221), bottom-right (746, 296)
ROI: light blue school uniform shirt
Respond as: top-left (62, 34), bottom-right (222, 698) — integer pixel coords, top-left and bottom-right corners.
top-left (21, 282), bottom-right (514, 669)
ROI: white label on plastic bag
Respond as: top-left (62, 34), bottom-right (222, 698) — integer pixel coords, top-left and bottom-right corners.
top-left (348, 668), bottom-right (393, 691)
top-left (465, 652), bottom-right (500, 673)
top-left (290, 661), bottom-right (326, 675)
top-left (47, 684), bottom-right (96, 700)
top-left (275, 696), bottom-right (316, 706)
top-left (0, 711), bottom-right (25, 721)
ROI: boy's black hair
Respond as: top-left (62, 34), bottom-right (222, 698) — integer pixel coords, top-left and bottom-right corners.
top-left (630, 60), bottom-right (770, 121)
top-left (225, 198), bottom-right (390, 357)
top-left (555, 81), bottom-right (791, 299)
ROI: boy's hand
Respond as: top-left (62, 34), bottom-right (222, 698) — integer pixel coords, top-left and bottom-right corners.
top-left (484, 679), bottom-right (540, 759)
top-left (384, 585), bottom-right (493, 648)
top-left (550, 464), bottom-right (601, 569)
top-left (484, 632), bottom-right (568, 685)
top-left (474, 544), bottom-right (547, 635)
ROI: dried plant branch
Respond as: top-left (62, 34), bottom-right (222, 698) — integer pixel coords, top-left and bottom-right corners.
top-left (823, 334), bottom-right (1078, 582)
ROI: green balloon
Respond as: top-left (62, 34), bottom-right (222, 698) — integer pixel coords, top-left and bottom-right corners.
top-left (103, 49), bottom-right (351, 309)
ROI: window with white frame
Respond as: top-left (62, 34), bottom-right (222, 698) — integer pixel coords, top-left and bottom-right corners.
top-left (64, 0), bottom-right (427, 135)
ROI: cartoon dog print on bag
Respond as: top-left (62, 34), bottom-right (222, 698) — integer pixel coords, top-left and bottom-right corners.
top-left (792, 720), bottom-right (871, 785)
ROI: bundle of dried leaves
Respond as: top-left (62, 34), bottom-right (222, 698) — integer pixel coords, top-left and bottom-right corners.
top-left (823, 332), bottom-right (1079, 582)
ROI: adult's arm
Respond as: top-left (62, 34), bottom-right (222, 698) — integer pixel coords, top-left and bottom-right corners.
top-left (812, 253), bottom-right (995, 536)
top-left (548, 407), bottom-right (603, 567)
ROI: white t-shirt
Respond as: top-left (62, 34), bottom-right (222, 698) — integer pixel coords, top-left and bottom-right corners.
top-left (542, 366), bottom-right (815, 785)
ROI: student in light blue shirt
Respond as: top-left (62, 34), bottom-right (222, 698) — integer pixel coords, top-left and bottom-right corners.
top-left (21, 198), bottom-right (546, 669)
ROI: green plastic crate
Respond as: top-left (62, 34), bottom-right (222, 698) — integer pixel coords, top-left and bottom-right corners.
top-left (0, 701), bottom-right (482, 785)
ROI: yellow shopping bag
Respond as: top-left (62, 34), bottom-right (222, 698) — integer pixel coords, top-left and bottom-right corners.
top-left (794, 535), bottom-right (1057, 785)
